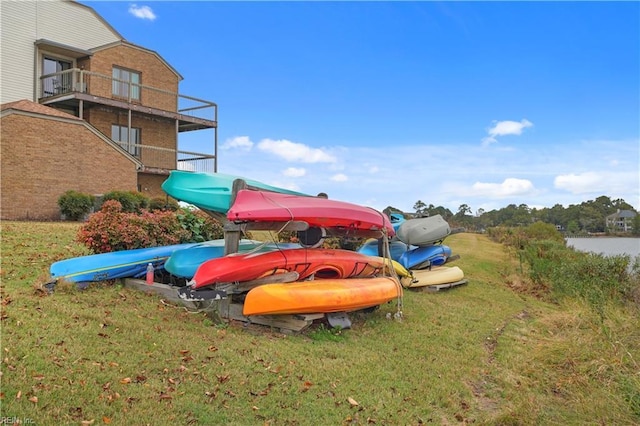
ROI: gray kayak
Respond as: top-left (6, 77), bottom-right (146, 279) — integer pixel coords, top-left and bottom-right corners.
top-left (396, 214), bottom-right (451, 246)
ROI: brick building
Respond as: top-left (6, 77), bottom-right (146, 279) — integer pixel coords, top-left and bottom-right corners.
top-left (1, 0), bottom-right (218, 220)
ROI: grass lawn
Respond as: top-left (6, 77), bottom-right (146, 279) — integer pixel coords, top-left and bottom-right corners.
top-left (1, 221), bottom-right (638, 425)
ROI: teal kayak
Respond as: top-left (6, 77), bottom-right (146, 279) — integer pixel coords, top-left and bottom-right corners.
top-left (161, 170), bottom-right (310, 214)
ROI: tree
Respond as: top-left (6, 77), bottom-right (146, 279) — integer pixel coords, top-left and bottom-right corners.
top-left (413, 200), bottom-right (427, 216)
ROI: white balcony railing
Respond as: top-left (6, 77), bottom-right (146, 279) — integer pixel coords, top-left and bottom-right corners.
top-left (116, 143), bottom-right (215, 174)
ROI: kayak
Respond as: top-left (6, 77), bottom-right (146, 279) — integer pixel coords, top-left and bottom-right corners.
top-left (242, 276), bottom-right (402, 315)
top-left (396, 215), bottom-right (451, 246)
top-left (49, 243), bottom-right (198, 284)
top-left (402, 266), bottom-right (465, 288)
top-left (164, 239), bottom-right (301, 278)
top-left (190, 248), bottom-right (391, 289)
top-left (398, 245), bottom-right (452, 269)
top-left (357, 238), bottom-right (412, 261)
top-left (161, 170), bottom-right (309, 214)
top-left (227, 189), bottom-right (394, 237)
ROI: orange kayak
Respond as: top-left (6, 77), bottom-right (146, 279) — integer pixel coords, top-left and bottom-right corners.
top-left (190, 248), bottom-right (387, 289)
top-left (242, 276), bottom-right (402, 316)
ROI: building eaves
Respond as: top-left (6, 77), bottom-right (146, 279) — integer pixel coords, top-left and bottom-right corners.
top-left (35, 39), bottom-right (94, 59)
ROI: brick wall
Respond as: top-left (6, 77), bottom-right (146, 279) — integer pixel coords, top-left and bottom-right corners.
top-left (85, 106), bottom-right (176, 167)
top-left (138, 174), bottom-right (171, 200)
top-left (1, 114), bottom-right (138, 220)
top-left (87, 44), bottom-right (179, 112)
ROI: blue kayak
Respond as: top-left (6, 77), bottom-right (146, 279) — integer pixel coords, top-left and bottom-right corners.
top-left (161, 170), bottom-right (310, 214)
top-left (389, 213), bottom-right (406, 232)
top-left (357, 238), bottom-right (412, 261)
top-left (165, 239), bottom-right (302, 279)
top-left (397, 245), bottom-right (452, 269)
top-left (49, 243), bottom-right (199, 284)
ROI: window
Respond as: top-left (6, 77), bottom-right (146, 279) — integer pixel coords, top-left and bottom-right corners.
top-left (112, 125), bottom-right (141, 157)
top-left (43, 56), bottom-right (72, 96)
top-left (112, 67), bottom-right (141, 100)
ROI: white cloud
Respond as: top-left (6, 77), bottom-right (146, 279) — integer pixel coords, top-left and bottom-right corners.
top-left (330, 173), bottom-right (349, 182)
top-left (282, 167), bottom-right (306, 178)
top-left (554, 172), bottom-right (608, 194)
top-left (471, 178), bottom-right (536, 197)
top-left (128, 4), bottom-right (156, 20)
top-left (482, 119), bottom-right (533, 146)
top-left (221, 136), bottom-right (253, 151)
top-left (368, 165), bottom-right (380, 173)
top-left (257, 138), bottom-right (336, 163)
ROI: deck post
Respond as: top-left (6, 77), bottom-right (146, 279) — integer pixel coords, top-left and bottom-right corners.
top-left (224, 179), bottom-right (248, 255)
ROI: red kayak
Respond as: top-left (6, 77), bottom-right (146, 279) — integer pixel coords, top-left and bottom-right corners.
top-left (226, 190), bottom-right (394, 237)
top-left (190, 248), bottom-right (388, 289)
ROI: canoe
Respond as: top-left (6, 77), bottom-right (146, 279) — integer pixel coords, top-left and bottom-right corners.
top-left (401, 266), bottom-right (465, 288)
top-left (357, 238), bottom-right (412, 261)
top-left (164, 239), bottom-right (302, 278)
top-left (242, 276), bottom-right (402, 315)
top-left (49, 243), bottom-right (198, 284)
top-left (227, 189), bottom-right (395, 237)
top-left (396, 215), bottom-right (451, 246)
top-left (398, 245), bottom-right (452, 270)
top-left (161, 170), bottom-right (309, 214)
top-left (190, 248), bottom-right (390, 289)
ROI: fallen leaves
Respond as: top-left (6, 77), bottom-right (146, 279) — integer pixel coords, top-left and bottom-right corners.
top-left (301, 381), bottom-right (313, 392)
top-left (217, 374), bottom-right (230, 384)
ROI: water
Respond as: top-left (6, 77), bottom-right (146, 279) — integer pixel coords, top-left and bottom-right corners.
top-left (565, 237), bottom-right (640, 258)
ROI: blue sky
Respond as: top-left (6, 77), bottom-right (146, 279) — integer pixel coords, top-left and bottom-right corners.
top-left (84, 1), bottom-right (639, 214)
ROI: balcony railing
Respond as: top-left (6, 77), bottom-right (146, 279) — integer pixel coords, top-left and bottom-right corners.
top-left (39, 68), bottom-right (218, 172)
top-left (116, 142), bottom-right (215, 174)
top-left (39, 68), bottom-right (217, 123)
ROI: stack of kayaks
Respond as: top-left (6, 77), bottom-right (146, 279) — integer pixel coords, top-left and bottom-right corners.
top-left (50, 170), bottom-right (467, 323)
top-left (359, 213), bottom-right (467, 290)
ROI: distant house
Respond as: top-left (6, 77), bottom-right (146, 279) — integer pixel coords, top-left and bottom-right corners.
top-left (606, 210), bottom-right (637, 233)
top-left (1, 0), bottom-right (218, 220)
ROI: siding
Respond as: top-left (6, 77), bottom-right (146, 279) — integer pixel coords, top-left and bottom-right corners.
top-left (0, 0), bottom-right (121, 104)
top-left (1, 112), bottom-right (138, 220)
top-left (0, 2), bottom-right (38, 102)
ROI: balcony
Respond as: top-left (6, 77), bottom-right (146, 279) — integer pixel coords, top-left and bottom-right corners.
top-left (117, 142), bottom-right (215, 174)
top-left (38, 68), bottom-right (218, 172)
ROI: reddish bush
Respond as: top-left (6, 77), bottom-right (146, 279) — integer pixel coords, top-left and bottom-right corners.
top-left (77, 200), bottom-right (223, 253)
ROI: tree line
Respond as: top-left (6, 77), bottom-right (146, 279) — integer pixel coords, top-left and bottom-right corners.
top-left (385, 195), bottom-right (639, 235)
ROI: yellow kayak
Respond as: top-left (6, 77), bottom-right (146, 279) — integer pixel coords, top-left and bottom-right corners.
top-left (401, 266), bottom-right (464, 288)
top-left (368, 256), bottom-right (412, 278)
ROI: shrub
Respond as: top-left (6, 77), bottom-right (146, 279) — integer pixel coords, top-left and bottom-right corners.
top-left (149, 197), bottom-right (180, 212)
top-left (101, 190), bottom-right (150, 213)
top-left (77, 202), bottom-right (223, 253)
top-left (523, 222), bottom-right (565, 243)
top-left (176, 209), bottom-right (224, 243)
top-left (58, 190), bottom-right (95, 221)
